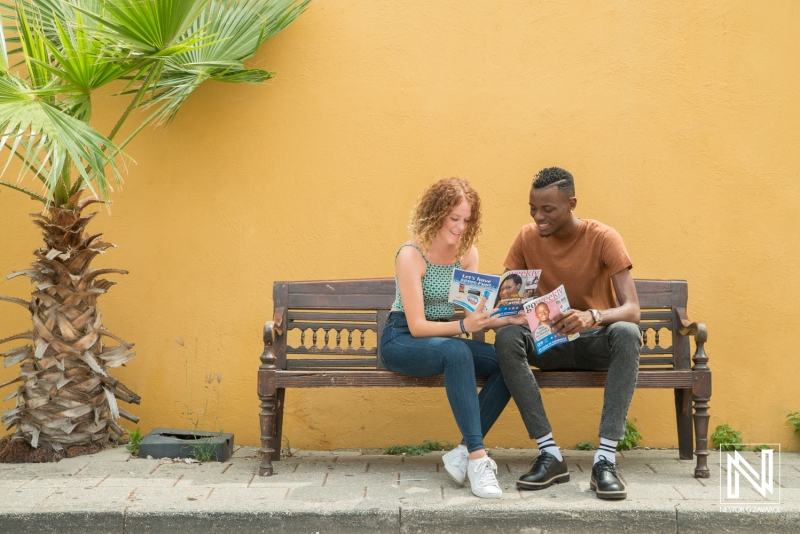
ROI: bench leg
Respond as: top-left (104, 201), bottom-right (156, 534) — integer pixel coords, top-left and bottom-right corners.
top-left (692, 372), bottom-right (712, 478)
top-left (674, 388), bottom-right (694, 460)
top-left (258, 369), bottom-right (278, 476)
top-left (271, 388), bottom-right (286, 462)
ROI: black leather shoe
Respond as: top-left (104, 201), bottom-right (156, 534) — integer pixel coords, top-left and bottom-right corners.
top-left (590, 458), bottom-right (627, 499)
top-left (516, 451), bottom-right (570, 490)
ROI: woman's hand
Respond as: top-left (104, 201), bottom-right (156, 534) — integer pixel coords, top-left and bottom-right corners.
top-left (462, 297), bottom-right (499, 333)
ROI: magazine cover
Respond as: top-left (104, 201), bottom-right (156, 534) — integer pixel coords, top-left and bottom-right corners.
top-left (492, 269), bottom-right (542, 318)
top-left (448, 269), bottom-right (501, 313)
top-left (522, 284), bottom-right (580, 354)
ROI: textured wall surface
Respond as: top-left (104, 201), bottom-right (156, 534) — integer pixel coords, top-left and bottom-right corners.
top-left (1, 1), bottom-right (798, 451)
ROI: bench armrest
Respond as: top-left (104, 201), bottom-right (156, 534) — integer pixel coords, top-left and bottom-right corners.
top-left (263, 307), bottom-right (285, 345)
top-left (261, 307), bottom-right (285, 366)
top-left (675, 307), bottom-right (709, 371)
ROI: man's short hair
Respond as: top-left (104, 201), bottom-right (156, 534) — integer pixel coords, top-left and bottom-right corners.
top-left (532, 167), bottom-right (575, 198)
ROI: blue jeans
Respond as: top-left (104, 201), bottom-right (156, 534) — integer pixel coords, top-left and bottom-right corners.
top-left (380, 312), bottom-right (511, 452)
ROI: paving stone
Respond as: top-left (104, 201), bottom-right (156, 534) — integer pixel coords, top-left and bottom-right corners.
top-left (204, 486), bottom-right (294, 505)
top-left (24, 474), bottom-right (108, 489)
top-left (127, 486), bottom-right (216, 509)
top-left (367, 483), bottom-right (445, 503)
top-left (43, 486), bottom-right (133, 509)
top-left (231, 446), bottom-right (261, 459)
top-left (285, 484), bottom-right (366, 502)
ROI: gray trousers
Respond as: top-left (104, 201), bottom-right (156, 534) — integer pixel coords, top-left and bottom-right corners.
top-left (495, 322), bottom-right (641, 441)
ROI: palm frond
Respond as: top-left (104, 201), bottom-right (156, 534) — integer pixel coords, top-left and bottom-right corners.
top-left (70, 0), bottom-right (210, 57)
top-left (0, 72), bottom-right (123, 203)
top-left (132, 0), bottom-right (309, 129)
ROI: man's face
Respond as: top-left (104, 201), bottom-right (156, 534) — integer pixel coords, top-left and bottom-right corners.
top-left (535, 303), bottom-right (550, 323)
top-left (529, 186), bottom-right (575, 237)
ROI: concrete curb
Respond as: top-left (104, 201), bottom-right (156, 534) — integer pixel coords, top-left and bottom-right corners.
top-left (2, 507), bottom-right (799, 533)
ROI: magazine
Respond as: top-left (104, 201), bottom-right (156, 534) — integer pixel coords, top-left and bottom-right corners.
top-left (448, 269), bottom-right (501, 313)
top-left (492, 269), bottom-right (542, 317)
top-left (523, 284), bottom-right (580, 354)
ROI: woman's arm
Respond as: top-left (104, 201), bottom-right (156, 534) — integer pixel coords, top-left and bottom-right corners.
top-left (397, 245), bottom-right (496, 338)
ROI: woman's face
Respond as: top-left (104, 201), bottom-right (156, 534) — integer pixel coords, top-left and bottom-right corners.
top-left (499, 278), bottom-right (521, 300)
top-left (535, 303), bottom-right (551, 323)
top-left (437, 198), bottom-right (472, 247)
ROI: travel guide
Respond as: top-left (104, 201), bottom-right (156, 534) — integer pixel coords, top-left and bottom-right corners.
top-left (523, 284), bottom-right (580, 354)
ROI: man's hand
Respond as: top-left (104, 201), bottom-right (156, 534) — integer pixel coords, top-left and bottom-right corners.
top-left (552, 309), bottom-right (594, 336)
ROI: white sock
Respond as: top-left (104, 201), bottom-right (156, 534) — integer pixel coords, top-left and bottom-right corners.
top-left (535, 432), bottom-right (563, 462)
top-left (457, 444), bottom-right (468, 455)
top-left (594, 438), bottom-right (617, 464)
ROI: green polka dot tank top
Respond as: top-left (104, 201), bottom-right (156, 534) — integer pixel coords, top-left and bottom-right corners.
top-left (391, 243), bottom-right (460, 320)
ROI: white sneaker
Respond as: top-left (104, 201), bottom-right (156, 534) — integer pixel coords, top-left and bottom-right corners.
top-left (468, 456), bottom-right (502, 499)
top-left (442, 446), bottom-right (469, 486)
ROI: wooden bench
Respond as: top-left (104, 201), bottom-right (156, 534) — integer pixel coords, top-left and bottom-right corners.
top-left (257, 278), bottom-right (711, 478)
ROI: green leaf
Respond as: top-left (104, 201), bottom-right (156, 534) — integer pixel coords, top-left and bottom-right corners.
top-left (0, 72), bottom-right (123, 203)
top-left (133, 0), bottom-right (309, 129)
top-left (70, 0), bottom-right (210, 56)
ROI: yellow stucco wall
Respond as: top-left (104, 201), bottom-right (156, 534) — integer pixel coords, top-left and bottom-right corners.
top-left (1, 1), bottom-right (799, 452)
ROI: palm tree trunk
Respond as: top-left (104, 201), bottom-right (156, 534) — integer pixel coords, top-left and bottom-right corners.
top-left (1, 197), bottom-right (139, 450)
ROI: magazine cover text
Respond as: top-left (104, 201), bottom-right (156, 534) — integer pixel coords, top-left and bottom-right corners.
top-left (448, 270), bottom-right (501, 313)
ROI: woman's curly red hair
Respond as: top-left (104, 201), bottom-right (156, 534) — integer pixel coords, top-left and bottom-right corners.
top-left (408, 177), bottom-right (482, 261)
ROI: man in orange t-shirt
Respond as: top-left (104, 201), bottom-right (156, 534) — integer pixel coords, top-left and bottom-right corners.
top-left (496, 167), bottom-right (642, 501)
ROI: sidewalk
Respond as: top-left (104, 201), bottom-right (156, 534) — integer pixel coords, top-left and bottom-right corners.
top-left (0, 446), bottom-right (797, 533)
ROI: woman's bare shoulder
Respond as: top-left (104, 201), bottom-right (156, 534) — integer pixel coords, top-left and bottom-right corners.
top-left (461, 245), bottom-right (479, 269)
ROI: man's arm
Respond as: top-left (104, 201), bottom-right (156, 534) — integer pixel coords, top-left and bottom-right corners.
top-left (552, 268), bottom-right (640, 336)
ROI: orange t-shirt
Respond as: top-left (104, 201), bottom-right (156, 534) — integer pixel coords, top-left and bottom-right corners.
top-left (503, 219), bottom-right (632, 312)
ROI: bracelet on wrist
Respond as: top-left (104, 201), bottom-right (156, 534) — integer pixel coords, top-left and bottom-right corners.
top-left (459, 319), bottom-right (467, 334)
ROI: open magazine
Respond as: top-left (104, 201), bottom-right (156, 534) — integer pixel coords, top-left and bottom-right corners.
top-left (523, 284), bottom-right (580, 354)
top-left (448, 269), bottom-right (541, 316)
top-left (448, 269), bottom-right (501, 313)
top-left (493, 270), bottom-right (542, 317)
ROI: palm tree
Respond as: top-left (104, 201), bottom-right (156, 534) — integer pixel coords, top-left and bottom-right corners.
top-left (0, 0), bottom-right (309, 453)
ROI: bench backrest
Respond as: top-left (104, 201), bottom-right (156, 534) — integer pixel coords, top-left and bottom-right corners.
top-left (271, 279), bottom-right (691, 372)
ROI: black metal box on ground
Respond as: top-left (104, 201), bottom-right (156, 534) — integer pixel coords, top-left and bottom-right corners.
top-left (138, 428), bottom-right (235, 462)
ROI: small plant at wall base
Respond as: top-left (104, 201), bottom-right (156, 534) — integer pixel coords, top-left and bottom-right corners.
top-left (385, 440), bottom-right (454, 456)
top-left (576, 442), bottom-right (596, 451)
top-left (712, 424), bottom-right (743, 451)
top-left (787, 411), bottom-right (800, 436)
top-left (0, 0), bottom-right (309, 456)
top-left (125, 427), bottom-right (143, 456)
top-left (617, 419), bottom-right (642, 451)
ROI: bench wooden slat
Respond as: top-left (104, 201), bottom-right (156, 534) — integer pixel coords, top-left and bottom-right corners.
top-left (639, 357), bottom-right (675, 365)
top-left (287, 359), bottom-right (378, 368)
top-left (288, 312), bottom-right (379, 322)
top-left (275, 369), bottom-right (693, 389)
top-left (640, 310), bottom-right (673, 321)
top-left (639, 346), bottom-right (674, 354)
top-left (288, 293), bottom-right (395, 309)
top-left (288, 279), bottom-right (397, 294)
top-left (286, 346), bottom-right (377, 355)
top-left (639, 321), bottom-right (673, 331)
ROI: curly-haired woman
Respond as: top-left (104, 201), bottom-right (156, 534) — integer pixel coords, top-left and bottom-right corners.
top-left (381, 177), bottom-right (527, 499)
